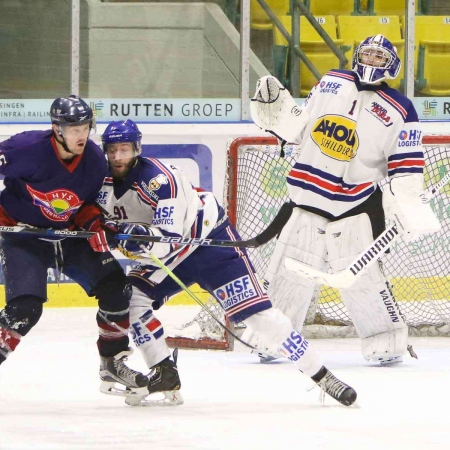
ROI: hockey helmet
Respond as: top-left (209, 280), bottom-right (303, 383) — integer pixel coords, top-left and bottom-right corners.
top-left (50, 95), bottom-right (95, 130)
top-left (352, 35), bottom-right (401, 84)
top-left (102, 120), bottom-right (142, 155)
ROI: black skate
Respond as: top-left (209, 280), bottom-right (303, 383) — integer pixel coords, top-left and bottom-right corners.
top-left (125, 348), bottom-right (183, 407)
top-left (311, 366), bottom-right (357, 406)
top-left (100, 348), bottom-right (149, 397)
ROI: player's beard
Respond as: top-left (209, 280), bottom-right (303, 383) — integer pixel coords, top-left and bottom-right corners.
top-left (110, 158), bottom-right (136, 180)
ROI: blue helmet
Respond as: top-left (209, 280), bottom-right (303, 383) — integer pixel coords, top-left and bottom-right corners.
top-left (102, 119), bottom-right (142, 155)
top-left (50, 95), bottom-right (95, 128)
top-left (352, 35), bottom-right (401, 84)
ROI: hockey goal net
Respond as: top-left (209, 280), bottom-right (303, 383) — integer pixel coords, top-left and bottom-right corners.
top-left (166, 133), bottom-right (450, 350)
top-left (224, 135), bottom-right (450, 338)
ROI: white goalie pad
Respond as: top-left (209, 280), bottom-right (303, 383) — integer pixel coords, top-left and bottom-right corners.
top-left (250, 75), bottom-right (310, 143)
top-left (326, 213), bottom-right (408, 362)
top-left (266, 208), bottom-right (328, 330)
top-left (383, 174), bottom-right (441, 242)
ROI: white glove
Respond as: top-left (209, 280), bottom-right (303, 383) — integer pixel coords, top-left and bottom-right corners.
top-left (383, 175), bottom-right (441, 242)
top-left (250, 75), bottom-right (309, 143)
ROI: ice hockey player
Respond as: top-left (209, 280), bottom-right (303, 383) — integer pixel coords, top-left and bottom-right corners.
top-left (0, 96), bottom-right (148, 395)
top-left (250, 35), bottom-right (440, 365)
top-left (88, 119), bottom-right (358, 407)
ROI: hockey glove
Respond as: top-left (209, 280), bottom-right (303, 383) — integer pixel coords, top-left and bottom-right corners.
top-left (383, 175), bottom-right (441, 242)
top-left (88, 220), bottom-right (119, 253)
top-left (117, 223), bottom-right (154, 260)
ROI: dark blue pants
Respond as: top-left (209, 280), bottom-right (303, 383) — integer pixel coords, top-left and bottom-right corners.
top-left (128, 222), bottom-right (272, 323)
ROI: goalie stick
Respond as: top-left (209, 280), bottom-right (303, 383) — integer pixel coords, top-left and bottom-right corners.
top-left (0, 202), bottom-right (294, 248)
top-left (285, 171), bottom-right (450, 289)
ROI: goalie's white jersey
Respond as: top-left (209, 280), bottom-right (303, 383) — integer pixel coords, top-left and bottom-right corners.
top-left (288, 69), bottom-right (424, 217)
top-left (98, 157), bottom-right (220, 277)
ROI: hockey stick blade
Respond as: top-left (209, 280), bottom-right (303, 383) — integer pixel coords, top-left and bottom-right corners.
top-left (284, 226), bottom-right (401, 289)
top-left (0, 202), bottom-right (294, 248)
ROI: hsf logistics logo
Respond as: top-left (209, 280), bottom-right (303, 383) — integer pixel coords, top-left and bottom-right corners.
top-left (214, 275), bottom-right (257, 310)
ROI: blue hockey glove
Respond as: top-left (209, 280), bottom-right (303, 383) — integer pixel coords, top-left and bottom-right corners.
top-left (117, 223), bottom-right (154, 259)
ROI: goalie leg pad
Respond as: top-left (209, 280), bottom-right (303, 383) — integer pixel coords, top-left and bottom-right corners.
top-left (326, 214), bottom-right (408, 361)
top-left (244, 308), bottom-right (323, 377)
top-left (129, 287), bottom-right (171, 368)
top-left (265, 208), bottom-right (328, 330)
top-left (361, 328), bottom-right (408, 363)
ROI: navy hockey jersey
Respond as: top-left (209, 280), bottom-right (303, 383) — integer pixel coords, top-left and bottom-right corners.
top-left (0, 130), bottom-right (107, 228)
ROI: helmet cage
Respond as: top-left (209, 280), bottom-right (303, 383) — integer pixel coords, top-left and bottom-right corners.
top-left (352, 35), bottom-right (401, 84)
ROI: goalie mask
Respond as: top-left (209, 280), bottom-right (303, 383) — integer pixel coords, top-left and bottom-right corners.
top-left (102, 119), bottom-right (142, 155)
top-left (352, 35), bottom-right (401, 85)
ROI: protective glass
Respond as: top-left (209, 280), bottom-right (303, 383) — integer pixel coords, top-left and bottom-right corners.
top-left (60, 123), bottom-right (93, 139)
top-left (105, 143), bottom-right (135, 159)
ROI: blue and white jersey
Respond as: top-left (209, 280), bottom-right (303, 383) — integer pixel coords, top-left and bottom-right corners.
top-left (288, 69), bottom-right (424, 217)
top-left (98, 156), bottom-right (221, 282)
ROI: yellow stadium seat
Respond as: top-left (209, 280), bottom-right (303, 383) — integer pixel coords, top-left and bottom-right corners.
top-left (414, 16), bottom-right (450, 95)
top-left (273, 15), bottom-right (344, 96)
top-left (368, 0), bottom-right (418, 17)
top-left (250, 0), bottom-right (290, 30)
top-left (337, 15), bottom-right (404, 89)
top-left (307, 0), bottom-right (361, 16)
top-left (369, 0), bottom-right (424, 16)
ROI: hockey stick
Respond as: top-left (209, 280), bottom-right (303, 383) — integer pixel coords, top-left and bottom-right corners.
top-left (140, 247), bottom-right (256, 350)
top-left (0, 202), bottom-right (294, 248)
top-left (285, 171), bottom-right (450, 289)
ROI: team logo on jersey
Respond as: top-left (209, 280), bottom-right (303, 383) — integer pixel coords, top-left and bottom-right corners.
top-left (398, 129), bottom-right (421, 147)
top-left (26, 186), bottom-right (83, 222)
top-left (214, 275), bottom-right (257, 310)
top-left (311, 114), bottom-right (359, 161)
top-left (148, 174), bottom-right (168, 190)
top-left (366, 102), bottom-right (393, 126)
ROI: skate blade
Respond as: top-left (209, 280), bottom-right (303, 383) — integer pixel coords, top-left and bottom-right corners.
top-left (100, 381), bottom-right (147, 398)
top-left (125, 390), bottom-right (184, 407)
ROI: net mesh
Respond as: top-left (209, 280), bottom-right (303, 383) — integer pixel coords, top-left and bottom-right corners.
top-left (225, 136), bottom-right (450, 336)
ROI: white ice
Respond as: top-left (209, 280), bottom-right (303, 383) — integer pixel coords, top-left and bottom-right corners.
top-left (1, 307), bottom-right (450, 450)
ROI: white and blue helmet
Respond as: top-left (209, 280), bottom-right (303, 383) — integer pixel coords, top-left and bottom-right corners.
top-left (352, 35), bottom-right (401, 84)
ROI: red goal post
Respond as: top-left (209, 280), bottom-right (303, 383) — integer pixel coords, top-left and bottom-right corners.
top-left (224, 134), bottom-right (450, 338)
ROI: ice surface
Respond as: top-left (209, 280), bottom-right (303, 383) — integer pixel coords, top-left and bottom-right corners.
top-left (1, 307), bottom-right (450, 450)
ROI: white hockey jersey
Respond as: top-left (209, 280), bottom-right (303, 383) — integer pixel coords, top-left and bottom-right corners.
top-left (287, 69), bottom-right (424, 217)
top-left (97, 157), bottom-right (220, 278)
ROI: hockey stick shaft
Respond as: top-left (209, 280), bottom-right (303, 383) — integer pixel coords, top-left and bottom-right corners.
top-left (0, 202), bottom-right (294, 248)
top-left (285, 173), bottom-right (450, 289)
top-left (140, 247), bottom-right (256, 350)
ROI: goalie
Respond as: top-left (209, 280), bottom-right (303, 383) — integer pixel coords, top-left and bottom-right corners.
top-left (250, 35), bottom-right (440, 365)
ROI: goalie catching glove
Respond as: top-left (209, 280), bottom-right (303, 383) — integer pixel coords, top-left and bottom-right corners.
top-left (383, 174), bottom-right (441, 242)
top-left (116, 223), bottom-right (155, 259)
top-left (250, 75), bottom-right (310, 143)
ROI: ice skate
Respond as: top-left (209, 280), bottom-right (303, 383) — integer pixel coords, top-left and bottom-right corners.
top-left (378, 355), bottom-right (403, 366)
top-left (100, 348), bottom-right (149, 397)
top-left (125, 348), bottom-right (183, 407)
top-left (311, 366), bottom-right (357, 406)
top-left (257, 352), bottom-right (279, 364)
